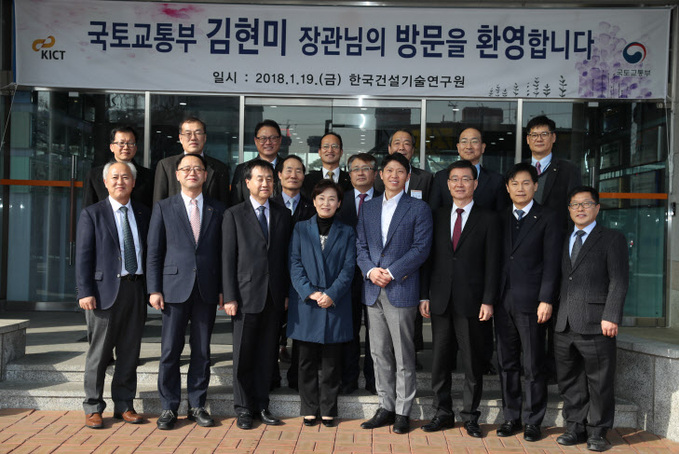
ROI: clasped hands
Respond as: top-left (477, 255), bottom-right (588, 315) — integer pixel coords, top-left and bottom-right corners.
top-left (309, 291), bottom-right (334, 308)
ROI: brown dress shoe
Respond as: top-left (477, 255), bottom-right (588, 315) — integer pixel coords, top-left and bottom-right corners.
top-left (114, 410), bottom-right (144, 424)
top-left (85, 412), bottom-right (103, 429)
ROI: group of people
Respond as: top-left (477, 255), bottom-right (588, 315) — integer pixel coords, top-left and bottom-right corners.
top-left (76, 115), bottom-right (628, 452)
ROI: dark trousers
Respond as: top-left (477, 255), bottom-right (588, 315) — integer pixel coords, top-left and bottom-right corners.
top-left (233, 293), bottom-right (282, 415)
top-left (430, 303), bottom-right (484, 421)
top-left (83, 278), bottom-right (145, 414)
top-left (298, 340), bottom-right (342, 417)
top-left (554, 329), bottom-right (617, 434)
top-left (158, 284), bottom-right (217, 411)
top-left (495, 299), bottom-right (548, 425)
top-left (341, 272), bottom-right (374, 388)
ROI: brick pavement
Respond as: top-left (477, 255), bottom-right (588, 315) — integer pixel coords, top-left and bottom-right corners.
top-left (1, 409), bottom-right (678, 454)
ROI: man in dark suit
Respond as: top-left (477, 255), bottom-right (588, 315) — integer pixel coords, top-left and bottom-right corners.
top-left (430, 127), bottom-right (507, 212)
top-left (222, 160), bottom-right (293, 430)
top-left (231, 119), bottom-right (282, 205)
top-left (153, 117), bottom-right (230, 205)
top-left (82, 126), bottom-right (153, 208)
top-left (420, 160), bottom-right (500, 437)
top-left (147, 154), bottom-right (227, 430)
top-left (77, 161), bottom-right (150, 429)
top-left (270, 154), bottom-right (315, 389)
top-left (554, 186), bottom-right (629, 452)
top-left (301, 132), bottom-right (352, 198)
top-left (374, 129), bottom-right (433, 203)
top-left (495, 162), bottom-right (563, 442)
top-left (356, 153), bottom-right (433, 435)
top-left (336, 153), bottom-right (379, 396)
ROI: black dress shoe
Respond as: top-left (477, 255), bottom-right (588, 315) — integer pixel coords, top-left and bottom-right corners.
top-left (421, 415), bottom-right (455, 432)
top-left (157, 409), bottom-right (177, 430)
top-left (587, 435), bottom-right (611, 452)
top-left (360, 408), bottom-right (395, 429)
top-left (524, 424), bottom-right (542, 442)
top-left (303, 416), bottom-right (317, 427)
top-left (496, 420), bottom-right (522, 437)
top-left (340, 382), bottom-right (358, 395)
top-left (187, 407), bottom-right (214, 427)
top-left (260, 409), bottom-right (282, 425)
top-left (321, 418), bottom-right (334, 427)
top-left (365, 382), bottom-right (377, 395)
top-left (237, 412), bottom-right (253, 430)
top-left (392, 415), bottom-right (410, 434)
top-left (557, 431), bottom-right (588, 446)
top-left (464, 420), bottom-right (483, 438)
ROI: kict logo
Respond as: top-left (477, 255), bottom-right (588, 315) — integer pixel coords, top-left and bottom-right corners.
top-left (623, 42), bottom-right (647, 64)
top-left (32, 36), bottom-right (66, 60)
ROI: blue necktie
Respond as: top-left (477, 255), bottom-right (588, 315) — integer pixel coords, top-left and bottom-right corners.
top-left (257, 206), bottom-right (268, 242)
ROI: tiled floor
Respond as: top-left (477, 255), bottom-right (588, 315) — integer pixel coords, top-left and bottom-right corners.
top-left (1, 409), bottom-right (678, 454)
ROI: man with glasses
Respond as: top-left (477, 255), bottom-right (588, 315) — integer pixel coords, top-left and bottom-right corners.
top-left (153, 117), bottom-right (231, 205)
top-left (83, 126), bottom-right (153, 208)
top-left (336, 153), bottom-right (380, 396)
top-left (375, 130), bottom-right (433, 203)
top-left (231, 119), bottom-right (283, 205)
top-left (420, 160), bottom-right (500, 437)
top-left (147, 154), bottom-right (227, 430)
top-left (302, 132), bottom-right (352, 198)
top-left (554, 186), bottom-right (628, 452)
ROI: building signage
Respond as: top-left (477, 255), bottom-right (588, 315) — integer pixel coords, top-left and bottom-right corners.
top-left (14, 0), bottom-right (670, 99)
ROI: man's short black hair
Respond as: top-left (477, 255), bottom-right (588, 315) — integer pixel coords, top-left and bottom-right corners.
top-left (254, 119), bottom-right (281, 138)
top-left (526, 115), bottom-right (556, 133)
top-left (568, 185), bottom-right (600, 205)
top-left (244, 158), bottom-right (274, 180)
top-left (276, 154), bottom-right (306, 174)
top-left (176, 153), bottom-right (207, 170)
top-left (447, 159), bottom-right (478, 180)
top-left (179, 116), bottom-right (207, 134)
top-left (381, 152), bottom-right (411, 174)
top-left (110, 125), bottom-right (138, 144)
top-left (505, 162), bottom-right (538, 184)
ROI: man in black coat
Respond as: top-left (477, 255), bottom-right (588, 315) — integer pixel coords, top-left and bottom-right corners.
top-left (420, 160), bottom-right (500, 437)
top-left (301, 132), bottom-right (352, 198)
top-left (554, 186), bottom-right (629, 452)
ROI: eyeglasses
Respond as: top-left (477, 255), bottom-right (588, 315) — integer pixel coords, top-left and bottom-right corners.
top-left (528, 131), bottom-right (553, 140)
top-left (448, 176), bottom-right (474, 184)
top-left (178, 166), bottom-right (206, 174)
top-left (256, 135), bottom-right (281, 143)
top-left (180, 131), bottom-right (206, 138)
top-left (111, 142), bottom-right (136, 147)
top-left (568, 201), bottom-right (597, 209)
top-left (350, 166), bottom-right (375, 173)
top-left (321, 144), bottom-right (341, 150)
top-left (459, 139), bottom-right (481, 145)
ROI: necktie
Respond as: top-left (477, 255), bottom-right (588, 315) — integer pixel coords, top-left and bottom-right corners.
top-left (190, 198), bottom-right (200, 244)
top-left (452, 208), bottom-right (464, 251)
top-left (358, 193), bottom-right (367, 216)
top-left (515, 209), bottom-right (524, 221)
top-left (536, 162), bottom-right (542, 176)
top-left (286, 198), bottom-right (294, 214)
top-left (120, 206), bottom-right (137, 274)
top-left (571, 230), bottom-right (586, 265)
top-left (327, 170), bottom-right (334, 181)
top-left (257, 206), bottom-right (268, 242)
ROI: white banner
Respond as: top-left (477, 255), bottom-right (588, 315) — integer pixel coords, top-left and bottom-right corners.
top-left (14, 0), bottom-right (670, 99)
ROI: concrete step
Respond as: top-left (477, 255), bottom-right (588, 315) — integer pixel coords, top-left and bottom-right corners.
top-left (0, 379), bottom-right (639, 428)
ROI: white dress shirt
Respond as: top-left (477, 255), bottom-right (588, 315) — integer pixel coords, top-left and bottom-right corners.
top-left (181, 191), bottom-right (204, 223)
top-left (450, 200), bottom-right (474, 237)
top-left (109, 196), bottom-right (142, 275)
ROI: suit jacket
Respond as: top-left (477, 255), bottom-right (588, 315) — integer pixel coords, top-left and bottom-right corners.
top-left (222, 200), bottom-right (293, 313)
top-left (76, 199), bottom-right (151, 310)
top-left (287, 216), bottom-right (356, 344)
top-left (336, 188), bottom-right (382, 229)
top-left (430, 165), bottom-right (507, 212)
top-left (271, 193), bottom-right (315, 224)
top-left (230, 158), bottom-right (280, 206)
top-left (374, 167), bottom-right (433, 203)
top-left (356, 193), bottom-right (433, 308)
top-left (153, 154), bottom-right (230, 205)
top-left (555, 224), bottom-right (629, 335)
top-left (146, 193), bottom-right (226, 304)
top-left (423, 205), bottom-right (501, 318)
top-left (302, 169), bottom-right (352, 199)
top-left (500, 202), bottom-right (563, 312)
top-left (82, 161), bottom-right (154, 209)
top-left (530, 156), bottom-right (581, 229)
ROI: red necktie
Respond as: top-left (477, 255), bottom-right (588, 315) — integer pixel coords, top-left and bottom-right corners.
top-left (452, 208), bottom-right (464, 250)
top-left (536, 161), bottom-right (542, 175)
top-left (358, 193), bottom-right (367, 216)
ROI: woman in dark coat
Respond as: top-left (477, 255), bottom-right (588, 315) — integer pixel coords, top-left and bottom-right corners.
top-left (287, 179), bottom-right (355, 427)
